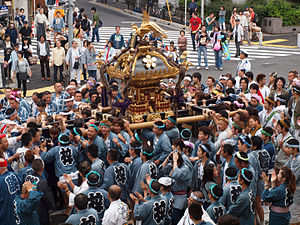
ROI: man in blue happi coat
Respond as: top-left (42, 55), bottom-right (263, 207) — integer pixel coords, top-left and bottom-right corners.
top-left (82, 171), bottom-right (110, 224)
top-left (0, 158), bottom-right (21, 225)
top-left (14, 180), bottom-right (44, 225)
top-left (131, 176), bottom-right (167, 225)
top-left (132, 145), bottom-right (158, 194)
top-left (228, 168), bottom-right (255, 225)
top-left (101, 149), bottom-right (129, 201)
top-left (66, 193), bottom-right (99, 225)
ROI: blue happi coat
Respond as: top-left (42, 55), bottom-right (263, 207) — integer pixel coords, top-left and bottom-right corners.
top-left (40, 145), bottom-right (82, 178)
top-left (0, 171), bottom-right (21, 225)
top-left (101, 161), bottom-right (129, 200)
top-left (82, 186), bottom-right (110, 224)
top-left (14, 191), bottom-right (44, 225)
top-left (262, 183), bottom-right (294, 225)
top-left (227, 186), bottom-right (255, 225)
top-left (132, 160), bottom-right (158, 194)
top-left (66, 208), bottom-right (99, 225)
top-left (134, 194), bottom-right (167, 225)
top-left (220, 180), bottom-right (242, 210)
top-left (128, 156), bottom-right (142, 192)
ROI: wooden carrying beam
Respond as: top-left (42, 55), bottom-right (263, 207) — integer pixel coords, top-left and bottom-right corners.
top-left (129, 115), bottom-right (206, 130)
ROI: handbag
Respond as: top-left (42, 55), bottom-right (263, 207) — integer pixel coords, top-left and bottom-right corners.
top-left (28, 56), bottom-right (38, 65)
top-left (18, 72), bottom-right (28, 81)
top-left (213, 41), bottom-right (221, 51)
top-left (73, 61), bottom-right (79, 69)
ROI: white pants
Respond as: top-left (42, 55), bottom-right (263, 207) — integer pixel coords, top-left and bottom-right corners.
top-left (70, 69), bottom-right (81, 84)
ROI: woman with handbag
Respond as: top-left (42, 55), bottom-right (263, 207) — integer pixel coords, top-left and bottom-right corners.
top-left (211, 26), bottom-right (225, 71)
top-left (12, 51), bottom-right (32, 97)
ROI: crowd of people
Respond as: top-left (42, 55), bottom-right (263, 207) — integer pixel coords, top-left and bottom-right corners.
top-left (0, 3), bottom-right (300, 225)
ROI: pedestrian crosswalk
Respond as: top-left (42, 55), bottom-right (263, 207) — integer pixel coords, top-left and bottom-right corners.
top-left (1, 26), bottom-right (300, 67)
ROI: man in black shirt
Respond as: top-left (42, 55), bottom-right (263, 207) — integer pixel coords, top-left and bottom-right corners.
top-left (19, 21), bottom-right (32, 44)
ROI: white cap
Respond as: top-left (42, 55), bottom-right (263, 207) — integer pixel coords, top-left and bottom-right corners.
top-left (241, 49), bottom-right (249, 57)
top-left (158, 177), bottom-right (172, 186)
top-left (219, 75), bottom-right (228, 80)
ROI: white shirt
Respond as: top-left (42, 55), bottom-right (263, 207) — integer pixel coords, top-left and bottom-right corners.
top-left (177, 206), bottom-right (215, 225)
top-left (39, 42), bottom-right (47, 56)
top-left (102, 199), bottom-right (129, 225)
top-left (34, 13), bottom-right (49, 26)
top-left (68, 180), bottom-right (89, 206)
top-left (260, 85), bottom-right (270, 99)
top-left (236, 59), bottom-right (251, 76)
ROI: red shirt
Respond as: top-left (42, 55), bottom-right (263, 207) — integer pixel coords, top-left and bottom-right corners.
top-left (190, 17), bottom-right (202, 32)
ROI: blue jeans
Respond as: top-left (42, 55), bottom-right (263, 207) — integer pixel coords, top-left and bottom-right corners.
top-left (191, 32), bottom-right (196, 50)
top-left (92, 26), bottom-right (99, 42)
top-left (214, 49), bottom-right (223, 68)
top-left (88, 70), bottom-right (97, 81)
top-left (198, 46), bottom-right (208, 67)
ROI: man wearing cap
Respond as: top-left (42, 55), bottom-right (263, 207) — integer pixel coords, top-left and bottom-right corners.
top-left (165, 116), bottom-right (180, 143)
top-left (101, 149), bottom-right (129, 201)
top-left (232, 18), bottom-right (243, 57)
top-left (52, 82), bottom-right (70, 112)
top-left (274, 119), bottom-right (294, 170)
top-left (131, 176), bottom-right (167, 225)
top-left (19, 20), bottom-right (32, 45)
top-left (0, 158), bottom-right (21, 225)
top-left (259, 97), bottom-right (280, 129)
top-left (42, 91), bottom-right (59, 116)
top-left (177, 191), bottom-right (215, 225)
top-left (235, 50), bottom-right (251, 77)
top-left (82, 171), bottom-right (110, 223)
top-left (158, 177), bottom-right (174, 225)
top-left (227, 168), bottom-right (255, 225)
top-left (132, 145), bottom-right (157, 194)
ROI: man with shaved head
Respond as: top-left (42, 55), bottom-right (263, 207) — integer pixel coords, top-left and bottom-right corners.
top-left (102, 185), bottom-right (129, 224)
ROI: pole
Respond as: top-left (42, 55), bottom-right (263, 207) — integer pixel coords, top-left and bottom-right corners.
top-left (201, 0), bottom-right (204, 23)
top-left (184, 0), bottom-right (187, 26)
top-left (68, 0), bottom-right (74, 48)
top-left (298, 33), bottom-right (300, 48)
top-left (166, 0), bottom-right (172, 22)
top-left (129, 114), bottom-right (206, 130)
top-left (259, 31), bottom-right (263, 46)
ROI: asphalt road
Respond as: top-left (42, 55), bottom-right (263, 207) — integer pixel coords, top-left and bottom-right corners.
top-left (1, 0), bottom-right (300, 95)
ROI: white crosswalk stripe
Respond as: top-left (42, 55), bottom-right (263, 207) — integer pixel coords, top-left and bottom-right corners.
top-left (1, 26), bottom-right (300, 67)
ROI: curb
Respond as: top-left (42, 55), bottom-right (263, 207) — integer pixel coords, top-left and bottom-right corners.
top-left (89, 1), bottom-right (186, 30)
